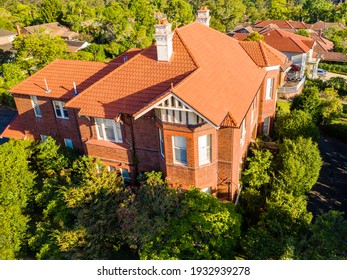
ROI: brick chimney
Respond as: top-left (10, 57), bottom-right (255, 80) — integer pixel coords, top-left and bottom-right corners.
top-left (154, 19), bottom-right (174, 62)
top-left (196, 6), bottom-right (211, 27)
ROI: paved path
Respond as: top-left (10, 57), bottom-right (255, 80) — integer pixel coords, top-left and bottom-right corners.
top-left (307, 130), bottom-right (347, 218)
top-left (0, 106), bottom-right (17, 144)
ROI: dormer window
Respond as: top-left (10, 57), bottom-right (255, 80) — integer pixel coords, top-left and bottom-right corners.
top-left (95, 118), bottom-right (122, 143)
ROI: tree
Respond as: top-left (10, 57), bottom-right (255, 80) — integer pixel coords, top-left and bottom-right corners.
top-left (300, 211), bottom-right (347, 260)
top-left (324, 77), bottom-right (347, 97)
top-left (13, 31), bottom-right (67, 71)
top-left (295, 29), bottom-right (310, 38)
top-left (242, 190), bottom-right (312, 260)
top-left (58, 157), bottom-right (131, 259)
top-left (239, 147), bottom-right (274, 226)
top-left (206, 0), bottom-right (246, 32)
top-left (0, 63), bottom-right (27, 107)
top-left (320, 87), bottom-right (343, 125)
top-left (163, 0), bottom-right (194, 27)
top-left (242, 147), bottom-right (273, 190)
top-left (274, 137), bottom-right (322, 196)
top-left (39, 0), bottom-right (62, 23)
top-left (275, 110), bottom-right (320, 141)
top-left (267, 0), bottom-right (289, 20)
top-left (122, 172), bottom-right (241, 260)
top-left (290, 86), bottom-right (322, 124)
top-left (245, 32), bottom-right (265, 42)
top-left (62, 0), bottom-right (95, 32)
top-left (0, 140), bottom-right (36, 259)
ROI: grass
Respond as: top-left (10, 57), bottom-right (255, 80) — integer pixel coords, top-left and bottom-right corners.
top-left (276, 100), bottom-right (291, 114)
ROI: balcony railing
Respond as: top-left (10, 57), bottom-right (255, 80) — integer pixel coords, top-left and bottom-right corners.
top-left (278, 76), bottom-right (306, 94)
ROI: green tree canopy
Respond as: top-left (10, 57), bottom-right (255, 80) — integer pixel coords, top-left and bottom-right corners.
top-left (122, 172), bottom-right (241, 260)
top-left (275, 109), bottom-right (320, 141)
top-left (0, 140), bottom-right (36, 259)
top-left (290, 86), bottom-right (322, 124)
top-left (39, 0), bottom-right (63, 23)
top-left (13, 31), bottom-right (67, 72)
top-left (320, 87), bottom-right (343, 125)
top-left (245, 32), bottom-right (265, 42)
top-left (274, 137), bottom-right (322, 196)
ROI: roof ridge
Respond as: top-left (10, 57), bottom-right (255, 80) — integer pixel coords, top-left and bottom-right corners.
top-left (289, 37), bottom-right (307, 52)
top-left (285, 20), bottom-right (294, 29)
top-left (176, 26), bottom-right (201, 69)
top-left (258, 41), bottom-right (269, 66)
top-left (66, 48), bottom-right (147, 108)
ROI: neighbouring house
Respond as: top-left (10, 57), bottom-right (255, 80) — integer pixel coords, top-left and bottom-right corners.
top-left (253, 20), bottom-right (311, 33)
top-left (231, 28), bottom-right (320, 98)
top-left (1, 8), bottom-right (286, 201)
top-left (0, 29), bottom-right (17, 52)
top-left (20, 22), bottom-right (90, 52)
top-left (310, 20), bottom-right (345, 33)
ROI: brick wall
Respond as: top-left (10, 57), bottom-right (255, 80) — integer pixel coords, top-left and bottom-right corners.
top-left (13, 94), bottom-right (83, 150)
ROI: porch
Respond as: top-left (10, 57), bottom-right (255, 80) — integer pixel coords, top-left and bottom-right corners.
top-left (278, 76), bottom-right (306, 99)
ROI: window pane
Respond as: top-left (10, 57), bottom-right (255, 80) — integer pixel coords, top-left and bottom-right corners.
top-left (115, 122), bottom-right (122, 142)
top-left (174, 136), bottom-right (186, 148)
top-left (64, 138), bottom-right (73, 149)
top-left (31, 96), bottom-right (42, 117)
top-left (63, 107), bottom-right (69, 118)
top-left (198, 135), bottom-right (211, 165)
top-left (105, 127), bottom-right (115, 141)
top-left (54, 102), bottom-right (62, 117)
top-left (173, 136), bottom-right (187, 164)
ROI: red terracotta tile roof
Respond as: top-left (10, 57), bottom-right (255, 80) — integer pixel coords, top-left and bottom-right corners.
top-left (254, 19), bottom-right (311, 29)
top-left (0, 115), bottom-right (25, 140)
top-left (170, 23), bottom-right (265, 127)
top-left (66, 33), bottom-right (198, 118)
top-left (254, 20), bottom-right (311, 30)
top-left (239, 40), bottom-right (287, 67)
top-left (67, 22), bottom-right (266, 127)
top-left (10, 60), bottom-right (111, 100)
top-left (310, 21), bottom-right (344, 31)
top-left (261, 29), bottom-right (313, 53)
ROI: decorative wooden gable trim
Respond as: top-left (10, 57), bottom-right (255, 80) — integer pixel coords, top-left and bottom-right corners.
top-left (220, 111), bottom-right (238, 128)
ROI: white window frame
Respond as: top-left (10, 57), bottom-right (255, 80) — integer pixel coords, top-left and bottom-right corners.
top-left (30, 95), bottom-right (42, 117)
top-left (172, 136), bottom-right (187, 165)
top-left (265, 78), bottom-right (274, 100)
top-left (198, 134), bottom-right (211, 166)
top-left (263, 117), bottom-right (270, 136)
top-left (95, 118), bottom-right (122, 143)
top-left (158, 128), bottom-right (165, 157)
top-left (240, 118), bottom-right (246, 145)
top-left (108, 166), bottom-right (116, 172)
top-left (64, 138), bottom-right (73, 149)
top-left (52, 101), bottom-right (69, 119)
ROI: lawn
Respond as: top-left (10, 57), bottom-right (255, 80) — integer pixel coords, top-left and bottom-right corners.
top-left (276, 100), bottom-right (291, 113)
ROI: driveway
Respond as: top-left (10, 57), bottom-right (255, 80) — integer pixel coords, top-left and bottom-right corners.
top-left (319, 72), bottom-right (347, 81)
top-left (307, 130), bottom-right (347, 218)
top-left (0, 106), bottom-right (17, 144)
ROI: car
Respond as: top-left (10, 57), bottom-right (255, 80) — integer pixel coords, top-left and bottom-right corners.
top-left (317, 68), bottom-right (328, 76)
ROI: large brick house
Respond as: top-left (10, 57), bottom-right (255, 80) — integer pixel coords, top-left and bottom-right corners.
top-left (2, 9), bottom-right (286, 199)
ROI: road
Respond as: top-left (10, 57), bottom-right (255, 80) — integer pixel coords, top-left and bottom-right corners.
top-left (307, 130), bottom-right (347, 218)
top-left (0, 106), bottom-right (17, 144)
